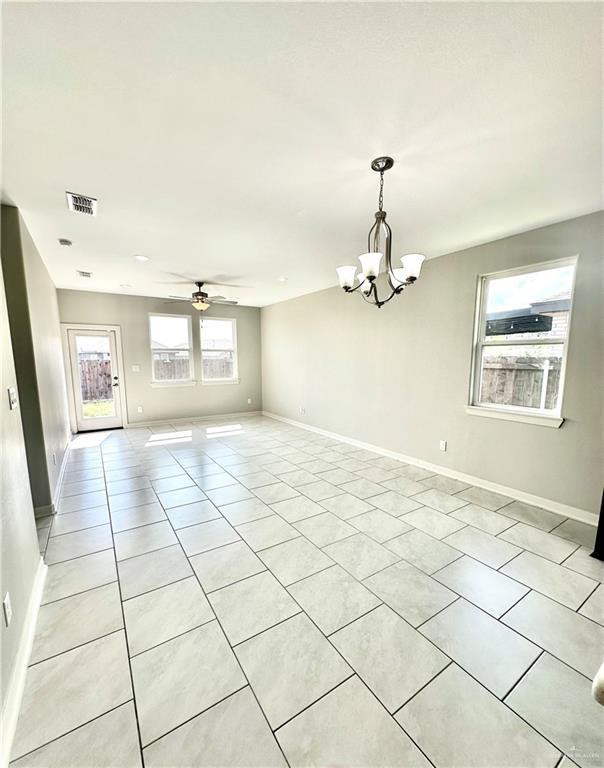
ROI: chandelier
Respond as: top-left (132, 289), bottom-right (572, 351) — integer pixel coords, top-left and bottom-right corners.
top-left (336, 157), bottom-right (425, 308)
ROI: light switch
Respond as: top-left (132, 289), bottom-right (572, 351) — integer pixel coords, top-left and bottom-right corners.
top-left (131, 365), bottom-right (140, 373)
top-left (7, 387), bottom-right (18, 410)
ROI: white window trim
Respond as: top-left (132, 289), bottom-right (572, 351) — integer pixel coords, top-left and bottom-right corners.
top-left (200, 317), bottom-right (240, 385)
top-left (468, 255), bottom-right (578, 426)
top-left (149, 312), bottom-right (194, 385)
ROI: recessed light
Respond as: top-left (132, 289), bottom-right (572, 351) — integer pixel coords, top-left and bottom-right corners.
top-left (134, 255), bottom-right (149, 262)
top-left (277, 276), bottom-right (287, 283)
top-left (58, 238), bottom-right (72, 247)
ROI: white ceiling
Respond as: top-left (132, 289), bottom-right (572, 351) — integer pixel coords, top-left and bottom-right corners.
top-left (2, 2), bottom-right (602, 307)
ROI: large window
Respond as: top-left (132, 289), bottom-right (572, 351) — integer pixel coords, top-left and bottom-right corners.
top-left (470, 259), bottom-right (576, 418)
top-left (201, 318), bottom-right (238, 383)
top-left (149, 314), bottom-right (192, 383)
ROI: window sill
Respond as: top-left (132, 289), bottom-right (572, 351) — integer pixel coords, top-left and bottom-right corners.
top-left (201, 378), bottom-right (240, 386)
top-left (151, 380), bottom-right (196, 388)
top-left (465, 405), bottom-right (563, 429)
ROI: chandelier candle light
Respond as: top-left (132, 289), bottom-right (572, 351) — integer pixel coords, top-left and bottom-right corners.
top-left (336, 157), bottom-right (425, 308)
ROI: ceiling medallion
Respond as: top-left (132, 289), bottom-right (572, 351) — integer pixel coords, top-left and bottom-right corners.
top-left (336, 157), bottom-right (425, 308)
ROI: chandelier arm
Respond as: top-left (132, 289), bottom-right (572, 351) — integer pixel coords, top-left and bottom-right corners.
top-left (361, 288), bottom-right (378, 307)
top-left (346, 282), bottom-right (365, 294)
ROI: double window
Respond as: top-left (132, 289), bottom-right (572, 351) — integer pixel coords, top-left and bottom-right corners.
top-left (149, 314), bottom-right (238, 384)
top-left (470, 258), bottom-right (576, 421)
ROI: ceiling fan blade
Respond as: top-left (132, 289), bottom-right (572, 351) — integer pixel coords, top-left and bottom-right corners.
top-left (210, 298), bottom-right (239, 305)
top-left (159, 271), bottom-right (243, 288)
top-left (164, 297), bottom-right (190, 304)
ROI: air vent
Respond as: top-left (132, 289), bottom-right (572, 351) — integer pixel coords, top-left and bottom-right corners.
top-left (66, 191), bottom-right (98, 216)
top-left (77, 270), bottom-right (92, 278)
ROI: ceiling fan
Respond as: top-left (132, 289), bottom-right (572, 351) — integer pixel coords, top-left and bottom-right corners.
top-left (164, 281), bottom-right (238, 312)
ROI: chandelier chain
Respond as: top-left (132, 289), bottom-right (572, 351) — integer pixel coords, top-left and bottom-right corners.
top-left (378, 171), bottom-right (384, 211)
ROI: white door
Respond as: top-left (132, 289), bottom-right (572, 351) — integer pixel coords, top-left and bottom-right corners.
top-left (67, 329), bottom-right (124, 431)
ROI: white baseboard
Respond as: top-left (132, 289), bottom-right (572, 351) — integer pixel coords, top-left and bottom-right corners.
top-left (0, 557), bottom-right (47, 768)
top-left (52, 436), bottom-right (72, 510)
top-left (127, 410), bottom-right (262, 429)
top-left (34, 503), bottom-right (54, 519)
top-left (262, 410), bottom-right (598, 527)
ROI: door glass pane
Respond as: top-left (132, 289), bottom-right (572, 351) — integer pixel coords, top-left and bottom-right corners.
top-left (75, 335), bottom-right (115, 418)
top-left (478, 344), bottom-right (564, 412)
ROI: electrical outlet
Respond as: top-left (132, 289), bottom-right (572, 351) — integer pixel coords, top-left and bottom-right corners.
top-left (247, 398), bottom-right (252, 404)
top-left (137, 406), bottom-right (143, 413)
top-left (299, 406), bottom-right (306, 415)
top-left (3, 593), bottom-right (12, 627)
top-left (439, 440), bottom-right (447, 452)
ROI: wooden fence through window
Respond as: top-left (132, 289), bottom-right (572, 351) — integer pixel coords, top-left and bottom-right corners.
top-left (79, 359), bottom-right (113, 401)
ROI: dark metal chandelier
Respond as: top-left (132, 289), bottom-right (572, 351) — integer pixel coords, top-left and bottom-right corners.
top-left (336, 156), bottom-right (425, 308)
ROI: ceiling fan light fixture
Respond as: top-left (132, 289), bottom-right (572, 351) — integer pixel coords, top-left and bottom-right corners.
top-left (192, 299), bottom-right (210, 311)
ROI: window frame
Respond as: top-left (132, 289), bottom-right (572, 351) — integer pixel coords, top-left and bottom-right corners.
top-left (148, 312), bottom-right (194, 386)
top-left (200, 316), bottom-right (240, 385)
top-left (468, 256), bottom-right (578, 427)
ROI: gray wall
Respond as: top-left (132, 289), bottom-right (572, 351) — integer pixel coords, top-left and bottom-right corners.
top-left (0, 254), bottom-right (40, 714)
top-left (58, 290), bottom-right (262, 424)
top-left (261, 212), bottom-right (603, 515)
top-left (1, 206), bottom-right (71, 513)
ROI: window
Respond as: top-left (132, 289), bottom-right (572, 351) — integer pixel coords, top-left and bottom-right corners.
top-left (149, 314), bottom-right (192, 383)
top-left (201, 318), bottom-right (238, 383)
top-left (470, 259), bottom-right (576, 420)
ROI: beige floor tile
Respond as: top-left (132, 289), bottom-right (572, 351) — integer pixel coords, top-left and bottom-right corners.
top-left (396, 664), bottom-right (559, 768)
top-left (331, 604), bottom-right (449, 712)
top-left (235, 613), bottom-right (351, 728)
top-left (132, 621), bottom-right (245, 746)
top-left (277, 676), bottom-right (431, 768)
top-left (143, 688), bottom-right (286, 768)
top-left (11, 632), bottom-right (132, 761)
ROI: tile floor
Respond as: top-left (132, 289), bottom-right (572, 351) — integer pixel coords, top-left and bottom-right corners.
top-left (20, 415), bottom-right (604, 768)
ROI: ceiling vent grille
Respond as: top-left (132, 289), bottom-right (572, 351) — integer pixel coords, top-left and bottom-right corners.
top-left (77, 270), bottom-right (92, 278)
top-left (66, 191), bottom-right (98, 216)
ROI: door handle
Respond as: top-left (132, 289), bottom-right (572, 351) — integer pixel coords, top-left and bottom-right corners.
top-left (112, 382), bottom-right (119, 387)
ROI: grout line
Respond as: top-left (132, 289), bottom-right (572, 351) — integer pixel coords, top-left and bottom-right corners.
top-left (575, 582), bottom-right (600, 614)
top-left (391, 661), bottom-right (453, 716)
top-left (230, 610), bottom-right (305, 649)
top-left (326, 602), bottom-right (384, 638)
top-left (101, 457), bottom-right (146, 767)
top-left (501, 649), bottom-right (544, 701)
top-left (128, 616), bottom-right (216, 659)
top-left (139, 684), bottom-right (249, 751)
top-left (44, 545), bottom-right (114, 567)
top-left (352, 674), bottom-right (438, 768)
top-left (9, 700), bottom-right (136, 763)
top-left (414, 596), bottom-right (461, 630)
top-left (271, 673), bottom-right (356, 733)
top-left (27, 627), bottom-right (124, 669)
top-left (40, 577), bottom-right (119, 608)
